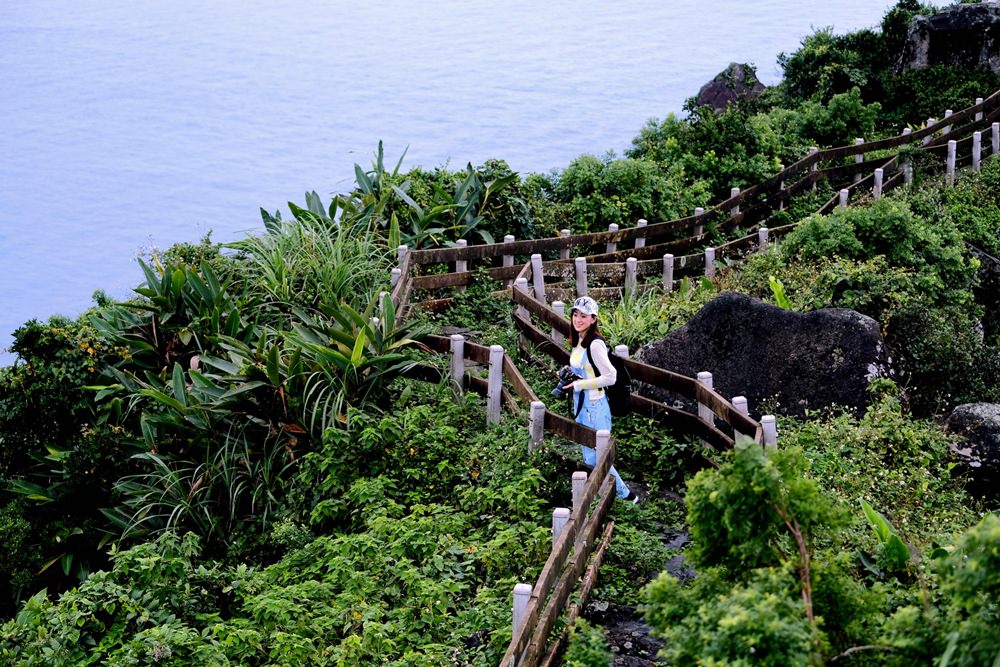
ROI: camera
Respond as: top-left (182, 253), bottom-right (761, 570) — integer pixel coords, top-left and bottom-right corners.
top-left (551, 366), bottom-right (579, 399)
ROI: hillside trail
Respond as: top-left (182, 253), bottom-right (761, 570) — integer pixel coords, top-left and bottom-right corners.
top-left (581, 490), bottom-right (693, 666)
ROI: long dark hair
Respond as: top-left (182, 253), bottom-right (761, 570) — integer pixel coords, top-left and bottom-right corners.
top-left (569, 318), bottom-right (602, 348)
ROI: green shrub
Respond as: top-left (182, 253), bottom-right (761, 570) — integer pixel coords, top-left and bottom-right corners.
top-left (645, 566), bottom-right (821, 666)
top-left (882, 514), bottom-right (1000, 666)
top-left (0, 501), bottom-right (37, 612)
top-left (685, 440), bottom-right (844, 573)
top-left (439, 269), bottom-right (511, 329)
top-left (563, 619), bottom-right (612, 667)
top-left (552, 154), bottom-right (679, 233)
top-left (795, 88), bottom-right (881, 147)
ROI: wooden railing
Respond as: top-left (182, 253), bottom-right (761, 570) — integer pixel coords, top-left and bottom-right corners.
top-left (382, 87), bottom-right (1000, 666)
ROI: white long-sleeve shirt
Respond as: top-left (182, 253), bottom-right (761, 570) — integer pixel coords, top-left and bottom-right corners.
top-left (569, 338), bottom-right (617, 402)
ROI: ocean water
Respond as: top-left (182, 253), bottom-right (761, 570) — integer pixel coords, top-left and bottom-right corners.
top-left (0, 0), bottom-right (899, 366)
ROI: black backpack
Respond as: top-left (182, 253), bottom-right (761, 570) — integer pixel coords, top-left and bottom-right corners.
top-left (575, 336), bottom-right (633, 418)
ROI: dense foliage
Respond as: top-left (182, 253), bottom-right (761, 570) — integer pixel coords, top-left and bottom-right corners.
top-left (2, 2), bottom-right (1000, 664)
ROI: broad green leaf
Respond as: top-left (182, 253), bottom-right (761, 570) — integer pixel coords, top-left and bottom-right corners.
top-left (351, 328), bottom-right (368, 366)
top-left (219, 381), bottom-right (268, 400)
top-left (171, 267), bottom-right (186, 296)
top-left (171, 363), bottom-right (187, 407)
top-left (265, 344), bottom-right (281, 386)
top-left (199, 354), bottom-right (240, 375)
top-left (391, 184), bottom-right (424, 217)
top-left (389, 212), bottom-right (401, 251)
top-left (139, 387), bottom-right (187, 413)
top-left (859, 497), bottom-right (891, 544)
top-left (355, 164), bottom-right (374, 194)
top-left (9, 479), bottom-right (54, 503)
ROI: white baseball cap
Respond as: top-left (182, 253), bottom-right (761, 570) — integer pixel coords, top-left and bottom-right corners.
top-left (570, 296), bottom-right (599, 316)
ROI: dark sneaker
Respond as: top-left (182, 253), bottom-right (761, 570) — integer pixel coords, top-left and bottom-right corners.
top-left (624, 491), bottom-right (640, 505)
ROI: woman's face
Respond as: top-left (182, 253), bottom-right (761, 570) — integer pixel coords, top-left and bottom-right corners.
top-left (572, 309), bottom-right (596, 333)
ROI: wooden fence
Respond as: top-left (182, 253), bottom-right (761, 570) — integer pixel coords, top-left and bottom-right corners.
top-left (382, 87), bottom-right (1000, 666)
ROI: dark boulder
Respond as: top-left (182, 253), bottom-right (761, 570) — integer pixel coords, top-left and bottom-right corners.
top-left (946, 403), bottom-right (1000, 502)
top-left (635, 292), bottom-right (891, 419)
top-left (694, 63), bottom-right (765, 112)
top-left (899, 2), bottom-right (1000, 73)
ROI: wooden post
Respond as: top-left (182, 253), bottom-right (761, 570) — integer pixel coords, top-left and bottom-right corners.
top-left (762, 415), bottom-right (778, 450)
top-left (973, 131), bottom-right (982, 173)
top-left (512, 583), bottom-right (532, 642)
top-left (694, 207), bottom-right (704, 237)
top-left (943, 109), bottom-right (953, 136)
top-left (635, 219), bottom-right (647, 249)
top-left (575, 257), bottom-right (588, 297)
top-left (993, 122), bottom-right (999, 155)
top-left (501, 234), bottom-right (514, 287)
top-left (697, 371), bottom-right (713, 425)
top-left (503, 235), bottom-right (516, 268)
top-left (552, 508), bottom-right (570, 543)
top-left (778, 163), bottom-right (786, 211)
top-left (873, 168), bottom-right (883, 200)
top-left (663, 253), bottom-right (674, 292)
top-left (976, 97), bottom-right (984, 122)
top-left (614, 344), bottom-right (629, 359)
top-left (390, 267), bottom-right (402, 287)
top-left (487, 345), bottom-right (504, 424)
top-left (730, 187), bottom-right (740, 217)
top-left (704, 248), bottom-right (715, 280)
top-left (572, 471), bottom-right (587, 516)
top-left (758, 227), bottom-right (769, 253)
top-left (854, 138), bottom-right (864, 183)
top-left (455, 239), bottom-right (468, 292)
top-left (606, 223), bottom-right (619, 254)
top-left (624, 257), bottom-right (637, 300)
top-left (809, 147), bottom-right (818, 191)
top-left (559, 229), bottom-right (571, 260)
top-left (923, 118), bottom-right (936, 146)
top-left (397, 244), bottom-right (409, 267)
top-left (514, 278), bottom-right (530, 320)
top-left (947, 140), bottom-right (956, 187)
top-left (551, 301), bottom-right (566, 346)
top-left (529, 400), bottom-right (545, 451)
top-left (596, 430), bottom-right (611, 473)
top-left (530, 254), bottom-right (546, 303)
top-left (450, 334), bottom-right (465, 399)
top-left (732, 395), bottom-right (749, 441)
top-left (902, 128), bottom-right (914, 186)
top-left (839, 188), bottom-right (849, 210)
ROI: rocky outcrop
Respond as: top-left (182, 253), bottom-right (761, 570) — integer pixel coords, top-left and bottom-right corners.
top-left (635, 292), bottom-right (892, 419)
top-left (694, 63), bottom-right (765, 112)
top-left (899, 2), bottom-right (1000, 73)
top-left (946, 402), bottom-right (1000, 501)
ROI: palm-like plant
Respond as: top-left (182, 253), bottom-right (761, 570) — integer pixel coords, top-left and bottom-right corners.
top-left (287, 294), bottom-right (429, 434)
top-left (226, 213), bottom-right (393, 320)
top-left (391, 163), bottom-right (519, 248)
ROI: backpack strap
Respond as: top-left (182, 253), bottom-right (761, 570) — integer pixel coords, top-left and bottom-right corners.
top-left (574, 336), bottom-right (607, 418)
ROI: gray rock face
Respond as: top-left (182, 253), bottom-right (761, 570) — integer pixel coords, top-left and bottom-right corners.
top-left (635, 292), bottom-right (891, 419)
top-left (900, 2), bottom-right (1000, 73)
top-left (694, 63), bottom-right (765, 112)
top-left (946, 402), bottom-right (1000, 501)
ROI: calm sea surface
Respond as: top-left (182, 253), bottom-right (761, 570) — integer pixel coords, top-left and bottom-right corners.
top-left (1, 0), bottom-right (898, 365)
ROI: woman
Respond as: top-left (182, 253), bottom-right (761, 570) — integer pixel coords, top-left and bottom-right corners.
top-left (563, 296), bottom-right (639, 504)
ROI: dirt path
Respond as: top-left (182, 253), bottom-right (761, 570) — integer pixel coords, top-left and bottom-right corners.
top-left (582, 516), bottom-right (694, 666)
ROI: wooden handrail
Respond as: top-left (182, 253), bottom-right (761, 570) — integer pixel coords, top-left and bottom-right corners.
top-left (383, 88), bottom-right (1000, 666)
